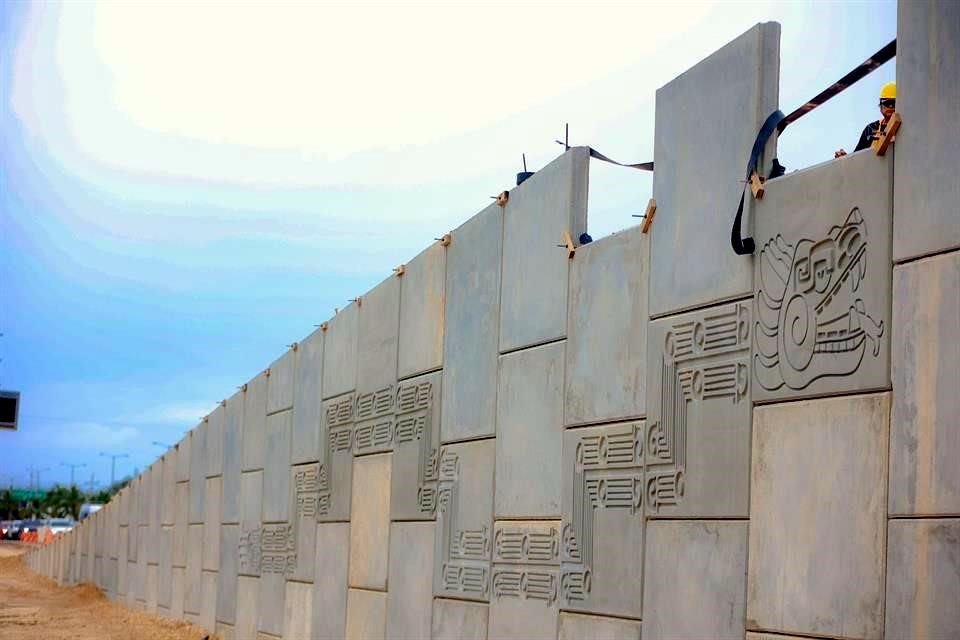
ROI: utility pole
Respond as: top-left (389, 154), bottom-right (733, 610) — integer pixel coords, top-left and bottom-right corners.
top-left (60, 462), bottom-right (87, 487)
top-left (27, 465), bottom-right (51, 490)
top-left (99, 451), bottom-right (129, 488)
top-left (84, 473), bottom-right (97, 494)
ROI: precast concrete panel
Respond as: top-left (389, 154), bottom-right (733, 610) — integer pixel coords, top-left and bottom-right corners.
top-left (257, 569), bottom-right (286, 637)
top-left (171, 567), bottom-right (185, 619)
top-left (289, 462), bottom-right (320, 582)
top-left (117, 527), bottom-right (128, 596)
top-left (893, 0), bottom-right (960, 261)
top-left (203, 476), bottom-right (222, 571)
top-left (433, 438), bottom-right (495, 602)
top-left (292, 328), bottom-right (323, 465)
top-left (239, 471), bottom-right (263, 577)
top-left (189, 423), bottom-right (207, 523)
top-left (642, 520), bottom-right (747, 640)
top-left (645, 301), bottom-right (752, 517)
top-left (162, 451), bottom-right (177, 526)
top-left (890, 251), bottom-right (960, 515)
top-left (345, 588), bottom-right (387, 640)
top-left (158, 525), bottom-right (173, 610)
top-left (495, 341), bottom-right (565, 517)
top-left (282, 581), bottom-right (313, 639)
top-left (753, 151), bottom-right (892, 402)
top-left (488, 520), bottom-right (561, 640)
top-left (318, 392), bottom-right (356, 522)
top-left (398, 241), bottom-right (446, 379)
top-left (313, 522), bottom-right (350, 640)
top-left (146, 564), bottom-right (158, 613)
top-left (560, 421), bottom-right (644, 618)
top-left (137, 470), bottom-right (150, 527)
top-left (884, 518), bottom-right (960, 639)
top-left (431, 599), bottom-right (488, 640)
top-left (242, 371), bottom-right (268, 472)
top-left (148, 465), bottom-right (162, 565)
top-left (565, 225), bottom-right (648, 426)
top-left (267, 348), bottom-right (296, 415)
top-left (262, 410), bottom-right (292, 523)
top-left (348, 452), bottom-right (392, 590)
top-left (217, 524), bottom-right (239, 625)
top-left (223, 391), bottom-right (244, 524)
top-left (748, 393), bottom-right (889, 640)
top-left (357, 275), bottom-right (401, 396)
top-left (390, 369), bottom-right (442, 520)
top-left (173, 481), bottom-right (189, 567)
top-left (201, 570), bottom-right (218, 631)
top-left (385, 522), bottom-right (435, 639)
top-left (215, 623), bottom-right (234, 640)
top-left (176, 435), bottom-right (191, 483)
top-left (207, 403), bottom-right (225, 478)
top-left (322, 300), bottom-right (359, 400)
top-left (745, 633), bottom-right (810, 640)
top-left (649, 22), bottom-right (780, 317)
top-left (235, 575), bottom-right (259, 640)
top-left (185, 524), bottom-right (204, 614)
top-left (558, 612), bottom-right (642, 640)
top-left (499, 147), bottom-right (588, 352)
top-left (441, 203), bottom-right (502, 443)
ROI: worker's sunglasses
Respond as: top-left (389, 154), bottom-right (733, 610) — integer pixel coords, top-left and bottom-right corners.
top-left (880, 99), bottom-right (896, 108)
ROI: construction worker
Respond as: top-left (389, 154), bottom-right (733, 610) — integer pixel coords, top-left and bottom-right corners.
top-left (835, 81), bottom-right (896, 157)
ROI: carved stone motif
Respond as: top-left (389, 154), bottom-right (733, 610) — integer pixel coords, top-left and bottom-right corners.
top-left (434, 440), bottom-right (495, 602)
top-left (755, 208), bottom-right (883, 392)
top-left (646, 302), bottom-right (752, 517)
top-left (561, 422), bottom-right (644, 617)
top-left (236, 524), bottom-right (295, 578)
top-left (318, 393), bottom-right (356, 522)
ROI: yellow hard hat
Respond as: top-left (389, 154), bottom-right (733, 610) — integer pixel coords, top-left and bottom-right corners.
top-left (880, 81), bottom-right (897, 100)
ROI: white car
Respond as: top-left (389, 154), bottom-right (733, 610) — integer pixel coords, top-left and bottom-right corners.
top-left (46, 518), bottom-right (74, 534)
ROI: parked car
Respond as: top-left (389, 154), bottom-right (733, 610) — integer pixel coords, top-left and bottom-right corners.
top-left (47, 518), bottom-right (74, 534)
top-left (19, 519), bottom-right (43, 533)
top-left (78, 503), bottom-right (103, 520)
top-left (3, 520), bottom-right (23, 540)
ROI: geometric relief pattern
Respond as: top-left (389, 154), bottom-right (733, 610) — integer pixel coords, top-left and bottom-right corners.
top-left (648, 302), bottom-right (750, 513)
top-left (319, 378), bottom-right (441, 521)
top-left (318, 393), bottom-right (355, 521)
top-left (561, 422), bottom-right (643, 607)
top-left (237, 524), bottom-right (296, 578)
top-left (436, 448), bottom-right (490, 600)
top-left (492, 522), bottom-right (560, 605)
top-left (755, 207), bottom-right (883, 391)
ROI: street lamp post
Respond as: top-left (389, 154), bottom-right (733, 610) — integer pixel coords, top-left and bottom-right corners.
top-left (99, 452), bottom-right (129, 488)
top-left (60, 462), bottom-right (87, 487)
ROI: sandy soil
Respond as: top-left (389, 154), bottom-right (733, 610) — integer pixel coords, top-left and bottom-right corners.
top-left (0, 543), bottom-right (211, 640)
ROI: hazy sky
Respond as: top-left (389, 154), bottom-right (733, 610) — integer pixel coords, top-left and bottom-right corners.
top-left (0, 0), bottom-right (895, 490)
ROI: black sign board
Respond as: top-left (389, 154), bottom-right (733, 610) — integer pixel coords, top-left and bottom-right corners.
top-left (0, 391), bottom-right (19, 431)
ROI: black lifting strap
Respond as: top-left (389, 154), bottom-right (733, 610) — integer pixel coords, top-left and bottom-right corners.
top-left (729, 38), bottom-right (896, 256)
top-left (730, 110), bottom-right (785, 256)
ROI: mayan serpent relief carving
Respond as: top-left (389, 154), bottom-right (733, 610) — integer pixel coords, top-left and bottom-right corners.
top-left (755, 207), bottom-right (883, 391)
top-left (648, 302), bottom-right (751, 511)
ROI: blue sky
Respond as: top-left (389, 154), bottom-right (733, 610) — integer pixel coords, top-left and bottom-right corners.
top-left (0, 1), bottom-right (895, 490)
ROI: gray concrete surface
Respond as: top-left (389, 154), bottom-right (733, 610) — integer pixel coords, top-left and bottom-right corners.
top-left (499, 147), bottom-right (588, 352)
top-left (649, 22), bottom-right (780, 317)
top-left (558, 612), bottom-right (642, 640)
top-left (748, 393), bottom-right (889, 639)
top-left (441, 203), bottom-right (502, 443)
top-left (242, 371), bottom-right (268, 472)
top-left (314, 522), bottom-right (350, 640)
top-left (321, 300), bottom-right (359, 400)
top-left (348, 452), bottom-right (392, 590)
top-left (267, 348), bottom-right (296, 415)
top-left (345, 588), bottom-right (387, 640)
top-left (893, 0), bottom-right (960, 261)
top-left (890, 251), bottom-right (960, 515)
top-left (386, 522), bottom-right (436, 639)
top-left (565, 225), bottom-right (648, 426)
top-left (292, 328), bottom-right (323, 465)
top-left (885, 518), bottom-right (960, 639)
top-left (356, 275), bottom-right (400, 396)
top-left (399, 241), bottom-right (446, 379)
top-left (432, 599), bottom-right (488, 640)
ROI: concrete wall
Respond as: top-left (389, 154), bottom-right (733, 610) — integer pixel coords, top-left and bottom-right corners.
top-left (26, 6), bottom-right (960, 639)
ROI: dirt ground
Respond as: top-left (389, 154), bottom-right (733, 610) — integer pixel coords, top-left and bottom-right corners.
top-left (0, 543), bottom-right (210, 640)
